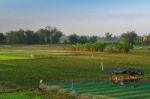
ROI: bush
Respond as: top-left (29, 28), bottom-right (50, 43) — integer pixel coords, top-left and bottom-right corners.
top-left (73, 43), bottom-right (84, 51)
top-left (84, 42), bottom-right (93, 51)
top-left (73, 41), bottom-right (132, 53)
top-left (116, 40), bottom-right (132, 53)
top-left (106, 44), bottom-right (117, 53)
top-left (74, 42), bottom-right (107, 52)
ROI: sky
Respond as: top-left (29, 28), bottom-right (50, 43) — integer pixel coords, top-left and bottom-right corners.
top-left (0, 0), bottom-right (150, 36)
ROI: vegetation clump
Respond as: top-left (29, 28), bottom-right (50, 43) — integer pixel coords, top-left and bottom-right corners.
top-left (74, 42), bottom-right (107, 52)
top-left (74, 40), bottom-right (132, 53)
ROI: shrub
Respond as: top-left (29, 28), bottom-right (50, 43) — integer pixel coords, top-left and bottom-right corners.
top-left (106, 44), bottom-right (117, 53)
top-left (81, 42), bottom-right (106, 52)
top-left (73, 41), bottom-right (132, 53)
top-left (73, 43), bottom-right (83, 51)
top-left (96, 42), bottom-right (107, 52)
top-left (116, 40), bottom-right (132, 53)
top-left (85, 42), bottom-right (93, 51)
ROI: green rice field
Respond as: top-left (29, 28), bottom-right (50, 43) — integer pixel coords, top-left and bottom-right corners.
top-left (61, 82), bottom-right (150, 99)
top-left (0, 45), bottom-right (150, 98)
top-left (0, 55), bottom-right (31, 60)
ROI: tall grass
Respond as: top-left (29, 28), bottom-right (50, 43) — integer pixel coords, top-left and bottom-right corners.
top-left (73, 42), bottom-right (107, 52)
top-left (74, 41), bottom-right (133, 53)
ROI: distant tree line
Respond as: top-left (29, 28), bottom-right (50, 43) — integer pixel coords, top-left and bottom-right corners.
top-left (0, 26), bottom-right (98, 45)
top-left (0, 26), bottom-right (63, 44)
top-left (0, 26), bottom-right (150, 46)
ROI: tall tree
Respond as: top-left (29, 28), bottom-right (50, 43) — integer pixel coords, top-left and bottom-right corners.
top-left (36, 28), bottom-right (51, 44)
top-left (105, 32), bottom-right (112, 41)
top-left (89, 36), bottom-right (97, 43)
top-left (51, 29), bottom-right (62, 44)
top-left (0, 33), bottom-right (5, 44)
top-left (79, 36), bottom-right (88, 44)
top-left (24, 30), bottom-right (38, 44)
top-left (6, 29), bottom-right (26, 44)
top-left (68, 34), bottom-right (79, 44)
top-left (121, 31), bottom-right (138, 45)
top-left (36, 26), bottom-right (62, 44)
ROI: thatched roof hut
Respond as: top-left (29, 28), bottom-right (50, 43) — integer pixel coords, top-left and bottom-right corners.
top-left (110, 67), bottom-right (144, 75)
top-left (110, 67), bottom-right (144, 84)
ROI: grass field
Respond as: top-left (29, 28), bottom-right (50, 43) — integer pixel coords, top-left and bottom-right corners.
top-left (0, 45), bottom-right (150, 98)
top-left (0, 55), bottom-right (31, 60)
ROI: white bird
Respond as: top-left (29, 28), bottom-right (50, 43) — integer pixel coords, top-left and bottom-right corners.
top-left (40, 80), bottom-right (43, 84)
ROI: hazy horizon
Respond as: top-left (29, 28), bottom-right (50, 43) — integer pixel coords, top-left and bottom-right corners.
top-left (0, 0), bottom-right (150, 36)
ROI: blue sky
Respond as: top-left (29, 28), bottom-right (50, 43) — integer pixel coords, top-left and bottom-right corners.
top-left (0, 0), bottom-right (150, 36)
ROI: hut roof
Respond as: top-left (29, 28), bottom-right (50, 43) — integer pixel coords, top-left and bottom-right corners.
top-left (110, 67), bottom-right (144, 75)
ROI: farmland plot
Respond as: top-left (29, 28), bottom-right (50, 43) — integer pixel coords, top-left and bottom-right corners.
top-left (61, 82), bottom-right (150, 99)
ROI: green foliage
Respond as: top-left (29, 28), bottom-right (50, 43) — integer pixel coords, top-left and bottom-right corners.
top-left (89, 36), bottom-right (97, 43)
top-left (73, 41), bottom-right (133, 53)
top-left (3, 26), bottom-right (63, 45)
top-left (0, 33), bottom-right (5, 44)
top-left (68, 34), bottom-right (79, 44)
top-left (74, 42), bottom-right (107, 52)
top-left (121, 31), bottom-right (138, 45)
top-left (73, 43), bottom-right (84, 51)
top-left (94, 42), bottom-right (107, 51)
top-left (2, 26), bottom-right (150, 47)
top-left (106, 44), bottom-right (117, 53)
top-left (105, 32), bottom-right (112, 41)
top-left (116, 40), bottom-right (133, 53)
top-left (85, 42), bottom-right (93, 51)
top-left (68, 34), bottom-right (90, 44)
top-left (79, 36), bottom-right (89, 44)
top-left (6, 29), bottom-right (26, 44)
top-left (24, 30), bottom-right (38, 44)
top-left (36, 26), bottom-right (62, 44)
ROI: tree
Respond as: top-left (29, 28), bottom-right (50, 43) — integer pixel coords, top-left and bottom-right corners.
top-left (89, 36), bottom-right (97, 43)
top-left (121, 31), bottom-right (138, 45)
top-left (0, 33), bottom-right (5, 44)
top-left (93, 42), bottom-right (106, 52)
top-left (116, 40), bottom-right (132, 53)
top-left (36, 28), bottom-right (52, 44)
top-left (142, 35), bottom-right (150, 45)
top-left (24, 30), bottom-right (38, 44)
top-left (105, 32), bottom-right (112, 41)
top-left (36, 30), bottom-right (46, 44)
top-left (79, 36), bottom-right (88, 44)
top-left (6, 29), bottom-right (26, 44)
top-left (36, 26), bottom-right (63, 44)
top-left (51, 30), bottom-right (62, 44)
top-left (68, 34), bottom-right (79, 44)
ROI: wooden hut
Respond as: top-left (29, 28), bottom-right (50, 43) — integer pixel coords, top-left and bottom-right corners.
top-left (110, 67), bottom-right (144, 85)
